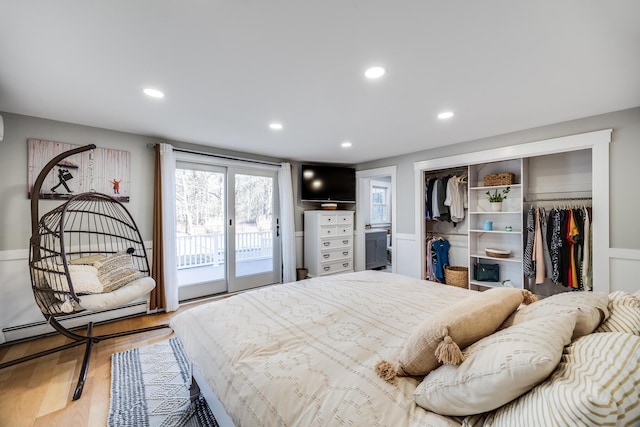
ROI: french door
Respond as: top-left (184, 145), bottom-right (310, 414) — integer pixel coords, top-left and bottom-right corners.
top-left (175, 160), bottom-right (280, 300)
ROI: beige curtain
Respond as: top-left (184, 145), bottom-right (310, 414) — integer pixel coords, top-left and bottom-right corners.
top-left (150, 144), bottom-right (166, 310)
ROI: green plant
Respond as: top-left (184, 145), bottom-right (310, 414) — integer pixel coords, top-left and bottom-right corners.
top-left (486, 186), bottom-right (510, 202)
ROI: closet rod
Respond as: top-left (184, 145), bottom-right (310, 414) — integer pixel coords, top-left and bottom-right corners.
top-left (426, 231), bottom-right (468, 237)
top-left (524, 196), bottom-right (592, 202)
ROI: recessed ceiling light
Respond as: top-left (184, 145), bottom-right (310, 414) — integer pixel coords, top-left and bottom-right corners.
top-left (143, 88), bottom-right (165, 98)
top-left (438, 111), bottom-right (454, 119)
top-left (341, 141), bottom-right (352, 148)
top-left (364, 66), bottom-right (386, 79)
top-left (269, 122), bottom-right (283, 130)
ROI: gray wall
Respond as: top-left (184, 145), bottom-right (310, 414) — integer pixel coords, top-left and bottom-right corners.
top-left (0, 112), bottom-right (285, 252)
top-left (2, 107), bottom-right (638, 252)
top-left (356, 107), bottom-right (640, 250)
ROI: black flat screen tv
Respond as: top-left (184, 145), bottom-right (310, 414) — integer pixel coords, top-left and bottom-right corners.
top-left (301, 164), bottom-right (356, 203)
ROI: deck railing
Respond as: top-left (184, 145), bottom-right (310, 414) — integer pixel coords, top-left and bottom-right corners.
top-left (176, 231), bottom-right (273, 269)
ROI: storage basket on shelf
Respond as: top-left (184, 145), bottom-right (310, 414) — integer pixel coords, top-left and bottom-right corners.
top-left (483, 172), bottom-right (515, 186)
top-left (485, 248), bottom-right (511, 258)
top-left (444, 266), bottom-right (469, 288)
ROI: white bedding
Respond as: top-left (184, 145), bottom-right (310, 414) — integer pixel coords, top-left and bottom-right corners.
top-left (170, 270), bottom-right (476, 427)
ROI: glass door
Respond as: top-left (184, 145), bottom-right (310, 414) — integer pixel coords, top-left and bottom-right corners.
top-left (228, 167), bottom-right (280, 293)
top-left (176, 162), bottom-right (227, 300)
top-left (175, 161), bottom-right (281, 300)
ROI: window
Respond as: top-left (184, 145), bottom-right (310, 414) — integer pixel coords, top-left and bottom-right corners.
top-left (370, 180), bottom-right (391, 224)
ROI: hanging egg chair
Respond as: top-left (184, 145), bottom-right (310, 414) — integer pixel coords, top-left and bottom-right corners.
top-left (0, 144), bottom-right (170, 400)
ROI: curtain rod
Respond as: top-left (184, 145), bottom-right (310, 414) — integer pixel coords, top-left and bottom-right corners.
top-left (147, 143), bottom-right (281, 167)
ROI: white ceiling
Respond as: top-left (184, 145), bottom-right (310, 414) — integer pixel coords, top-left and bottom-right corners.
top-left (1, 1), bottom-right (639, 164)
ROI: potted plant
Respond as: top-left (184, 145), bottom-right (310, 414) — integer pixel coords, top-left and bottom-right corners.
top-left (486, 187), bottom-right (510, 211)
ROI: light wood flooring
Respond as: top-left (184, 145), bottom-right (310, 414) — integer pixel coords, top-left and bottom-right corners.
top-left (0, 305), bottom-right (199, 427)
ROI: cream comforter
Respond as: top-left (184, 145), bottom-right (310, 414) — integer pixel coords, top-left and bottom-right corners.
top-left (170, 270), bottom-right (475, 427)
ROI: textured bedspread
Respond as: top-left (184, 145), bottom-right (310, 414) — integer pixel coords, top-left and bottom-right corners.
top-left (170, 270), bottom-right (474, 427)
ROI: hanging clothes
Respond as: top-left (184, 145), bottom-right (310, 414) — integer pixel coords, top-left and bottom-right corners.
top-left (548, 208), bottom-right (563, 285)
top-left (539, 207), bottom-right (553, 279)
top-left (444, 174), bottom-right (467, 223)
top-left (533, 208), bottom-right (546, 285)
top-left (523, 206), bottom-right (535, 278)
top-left (582, 207), bottom-right (592, 290)
top-left (430, 238), bottom-right (450, 282)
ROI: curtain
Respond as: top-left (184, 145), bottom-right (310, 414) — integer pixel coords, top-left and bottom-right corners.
top-left (278, 162), bottom-right (296, 283)
top-left (150, 145), bottom-right (165, 310)
top-left (153, 143), bottom-right (179, 312)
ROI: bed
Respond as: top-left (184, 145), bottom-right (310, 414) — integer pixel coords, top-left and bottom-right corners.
top-left (170, 270), bottom-right (640, 427)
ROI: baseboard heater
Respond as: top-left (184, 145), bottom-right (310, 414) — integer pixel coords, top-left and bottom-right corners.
top-left (1, 300), bottom-right (148, 344)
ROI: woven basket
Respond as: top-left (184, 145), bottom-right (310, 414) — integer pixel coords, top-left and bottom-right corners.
top-left (484, 172), bottom-right (515, 186)
top-left (485, 248), bottom-right (511, 258)
top-left (444, 266), bottom-right (469, 288)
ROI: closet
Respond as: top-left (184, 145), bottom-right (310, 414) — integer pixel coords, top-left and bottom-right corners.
top-left (414, 129), bottom-right (610, 294)
top-left (424, 168), bottom-right (469, 283)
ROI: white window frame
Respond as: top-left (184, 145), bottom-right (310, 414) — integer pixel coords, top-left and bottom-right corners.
top-left (369, 180), bottom-right (391, 226)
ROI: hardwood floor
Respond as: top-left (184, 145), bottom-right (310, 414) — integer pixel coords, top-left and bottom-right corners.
top-left (0, 305), bottom-right (199, 427)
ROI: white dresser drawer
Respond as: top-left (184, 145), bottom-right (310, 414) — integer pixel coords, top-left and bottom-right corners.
top-left (336, 213), bottom-right (353, 225)
top-left (320, 236), bottom-right (352, 250)
top-left (319, 215), bottom-right (338, 225)
top-left (320, 248), bottom-right (352, 262)
top-left (319, 259), bottom-right (352, 276)
top-left (320, 226), bottom-right (338, 237)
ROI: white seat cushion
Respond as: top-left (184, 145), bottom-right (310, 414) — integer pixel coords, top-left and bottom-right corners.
top-left (78, 276), bottom-right (155, 311)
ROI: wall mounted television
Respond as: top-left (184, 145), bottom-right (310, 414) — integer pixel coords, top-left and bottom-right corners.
top-left (301, 164), bottom-right (356, 203)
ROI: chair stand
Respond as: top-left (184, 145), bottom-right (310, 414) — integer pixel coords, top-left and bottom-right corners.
top-left (0, 317), bottom-right (171, 400)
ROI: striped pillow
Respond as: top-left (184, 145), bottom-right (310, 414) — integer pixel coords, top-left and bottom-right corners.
top-left (463, 332), bottom-right (640, 427)
top-left (595, 291), bottom-right (640, 335)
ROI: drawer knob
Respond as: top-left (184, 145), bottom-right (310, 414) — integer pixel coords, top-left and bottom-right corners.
top-left (324, 266), bottom-right (331, 271)
top-left (323, 254), bottom-right (330, 259)
top-left (343, 263), bottom-right (349, 267)
top-left (323, 242), bottom-right (330, 246)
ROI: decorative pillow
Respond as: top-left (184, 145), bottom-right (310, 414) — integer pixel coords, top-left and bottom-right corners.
top-left (595, 291), bottom-right (640, 335)
top-left (94, 251), bottom-right (145, 292)
top-left (500, 291), bottom-right (609, 340)
top-left (463, 332), bottom-right (640, 427)
top-left (414, 314), bottom-right (575, 416)
top-left (32, 261), bottom-right (103, 294)
top-left (375, 288), bottom-right (537, 383)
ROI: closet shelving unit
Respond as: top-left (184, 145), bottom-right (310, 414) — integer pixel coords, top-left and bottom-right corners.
top-left (468, 159), bottom-right (525, 290)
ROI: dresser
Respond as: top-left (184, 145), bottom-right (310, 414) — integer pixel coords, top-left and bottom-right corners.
top-left (304, 210), bottom-right (354, 277)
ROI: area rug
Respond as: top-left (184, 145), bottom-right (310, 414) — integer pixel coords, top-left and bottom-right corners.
top-left (108, 337), bottom-right (218, 427)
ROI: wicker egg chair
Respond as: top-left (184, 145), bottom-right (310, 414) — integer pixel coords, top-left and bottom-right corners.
top-left (0, 144), bottom-right (170, 400)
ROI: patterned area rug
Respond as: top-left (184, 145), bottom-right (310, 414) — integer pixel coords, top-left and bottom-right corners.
top-left (108, 337), bottom-right (218, 427)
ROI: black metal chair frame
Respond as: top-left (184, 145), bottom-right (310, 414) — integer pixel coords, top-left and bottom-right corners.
top-left (0, 144), bottom-right (170, 400)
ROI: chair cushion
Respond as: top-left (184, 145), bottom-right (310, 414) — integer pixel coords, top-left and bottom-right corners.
top-left (79, 276), bottom-right (155, 311)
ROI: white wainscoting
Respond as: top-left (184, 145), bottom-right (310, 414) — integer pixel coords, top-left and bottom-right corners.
top-left (609, 248), bottom-right (640, 294)
top-left (394, 233), bottom-right (421, 278)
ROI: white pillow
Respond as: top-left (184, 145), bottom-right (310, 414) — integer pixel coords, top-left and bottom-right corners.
top-left (463, 332), bottom-right (640, 426)
top-left (414, 314), bottom-right (575, 416)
